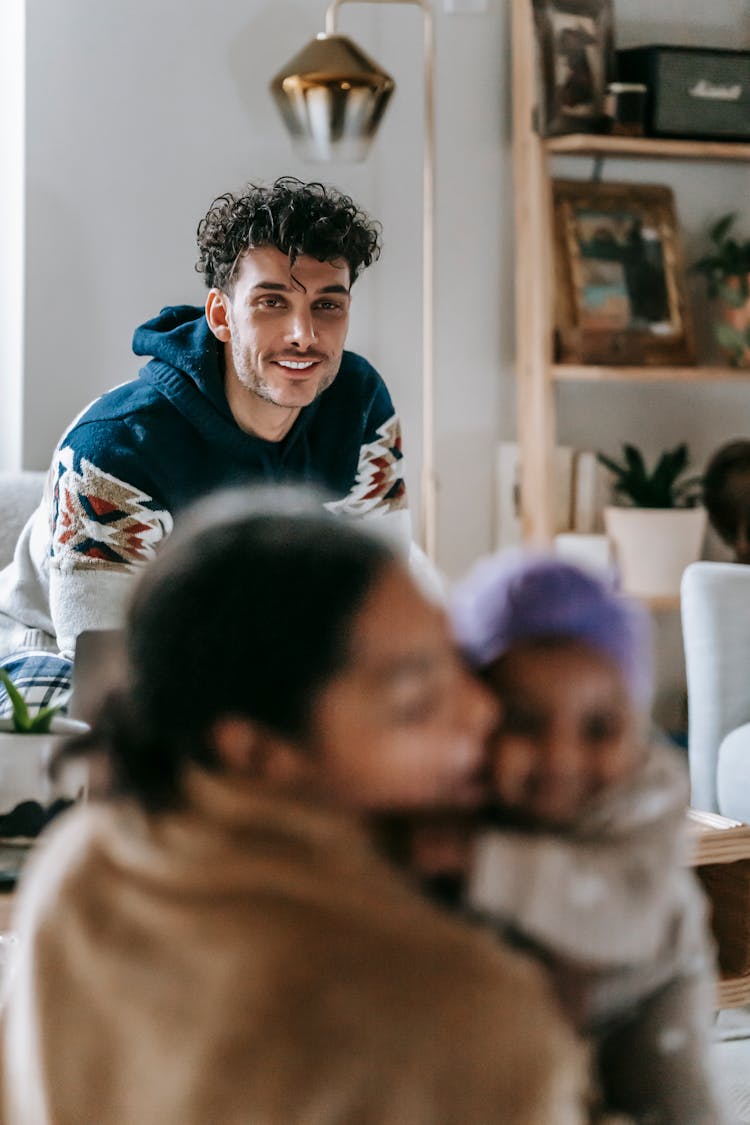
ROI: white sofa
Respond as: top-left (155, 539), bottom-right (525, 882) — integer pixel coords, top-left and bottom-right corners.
top-left (0, 472), bottom-right (45, 570)
top-left (682, 561), bottom-right (750, 821)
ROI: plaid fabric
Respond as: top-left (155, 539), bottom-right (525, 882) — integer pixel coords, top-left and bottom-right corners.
top-left (0, 651), bottom-right (73, 719)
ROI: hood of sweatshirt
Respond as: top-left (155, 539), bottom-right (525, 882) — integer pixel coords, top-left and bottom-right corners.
top-left (131, 304), bottom-right (322, 458)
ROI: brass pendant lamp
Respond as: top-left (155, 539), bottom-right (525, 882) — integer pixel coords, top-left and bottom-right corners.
top-left (270, 31), bottom-right (395, 164)
top-left (269, 0), bottom-right (437, 562)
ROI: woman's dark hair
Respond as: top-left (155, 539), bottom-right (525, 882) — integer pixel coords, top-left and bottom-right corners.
top-left (195, 177), bottom-right (382, 291)
top-left (703, 439), bottom-right (750, 548)
top-left (62, 487), bottom-right (395, 811)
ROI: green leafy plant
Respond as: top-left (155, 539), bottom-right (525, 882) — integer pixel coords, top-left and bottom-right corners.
top-left (596, 443), bottom-right (702, 509)
top-left (693, 215), bottom-right (750, 368)
top-left (713, 319), bottom-right (750, 367)
top-left (692, 213), bottom-right (750, 303)
top-left (0, 669), bottom-right (60, 734)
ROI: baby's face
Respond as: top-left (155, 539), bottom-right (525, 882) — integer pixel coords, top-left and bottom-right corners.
top-left (486, 639), bottom-right (642, 827)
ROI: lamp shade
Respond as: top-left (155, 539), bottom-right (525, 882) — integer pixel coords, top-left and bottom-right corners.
top-left (270, 33), bottom-right (395, 163)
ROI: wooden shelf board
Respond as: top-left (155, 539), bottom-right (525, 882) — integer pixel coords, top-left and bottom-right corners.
top-left (688, 810), bottom-right (750, 866)
top-left (552, 364), bottom-right (750, 384)
top-left (640, 595), bottom-right (681, 612)
top-left (511, 0), bottom-right (750, 545)
top-left (717, 974), bottom-right (750, 1009)
top-left (545, 134), bottom-right (750, 162)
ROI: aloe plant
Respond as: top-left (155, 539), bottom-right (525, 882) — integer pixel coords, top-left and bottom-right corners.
top-left (597, 443), bottom-right (702, 509)
top-left (0, 669), bottom-right (60, 734)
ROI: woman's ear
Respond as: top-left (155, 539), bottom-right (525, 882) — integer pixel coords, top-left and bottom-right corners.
top-left (210, 716), bottom-right (312, 788)
top-left (205, 288), bottom-right (232, 343)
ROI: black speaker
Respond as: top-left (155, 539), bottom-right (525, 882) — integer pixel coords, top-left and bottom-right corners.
top-left (617, 46), bottom-right (750, 141)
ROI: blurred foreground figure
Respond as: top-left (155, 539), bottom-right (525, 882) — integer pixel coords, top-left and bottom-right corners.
top-left (0, 489), bottom-right (588, 1125)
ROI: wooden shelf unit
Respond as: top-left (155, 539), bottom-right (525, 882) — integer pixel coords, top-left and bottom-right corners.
top-left (688, 810), bottom-right (750, 1008)
top-left (511, 0), bottom-right (750, 544)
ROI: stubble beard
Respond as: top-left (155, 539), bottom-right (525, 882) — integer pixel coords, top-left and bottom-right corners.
top-left (230, 336), bottom-right (337, 408)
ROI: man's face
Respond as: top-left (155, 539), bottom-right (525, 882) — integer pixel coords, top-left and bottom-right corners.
top-left (486, 640), bottom-right (640, 827)
top-left (307, 563), bottom-right (499, 813)
top-left (210, 246), bottom-right (351, 411)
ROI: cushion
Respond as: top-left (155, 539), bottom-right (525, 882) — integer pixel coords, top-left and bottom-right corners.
top-left (0, 472), bottom-right (46, 571)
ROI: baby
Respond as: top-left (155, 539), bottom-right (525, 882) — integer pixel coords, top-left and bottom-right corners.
top-left (451, 552), bottom-right (721, 1125)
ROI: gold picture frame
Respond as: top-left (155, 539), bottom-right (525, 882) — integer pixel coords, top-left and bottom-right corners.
top-left (553, 180), bottom-right (696, 366)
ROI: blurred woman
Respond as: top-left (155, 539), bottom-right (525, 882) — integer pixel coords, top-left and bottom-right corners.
top-left (0, 488), bottom-right (589, 1125)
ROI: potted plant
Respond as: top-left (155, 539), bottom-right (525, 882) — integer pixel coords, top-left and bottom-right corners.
top-left (692, 213), bottom-right (750, 369)
top-left (0, 671), bottom-right (88, 885)
top-left (597, 443), bottom-right (706, 599)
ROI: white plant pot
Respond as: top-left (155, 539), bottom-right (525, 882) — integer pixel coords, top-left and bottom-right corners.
top-left (604, 506), bottom-right (707, 599)
top-left (0, 716), bottom-right (89, 882)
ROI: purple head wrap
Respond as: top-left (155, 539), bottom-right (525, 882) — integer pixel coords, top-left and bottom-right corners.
top-left (450, 551), bottom-right (653, 710)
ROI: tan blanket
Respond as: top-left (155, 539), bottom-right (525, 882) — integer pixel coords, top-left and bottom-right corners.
top-left (0, 770), bottom-right (589, 1124)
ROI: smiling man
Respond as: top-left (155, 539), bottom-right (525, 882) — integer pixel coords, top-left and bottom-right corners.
top-left (0, 179), bottom-right (409, 712)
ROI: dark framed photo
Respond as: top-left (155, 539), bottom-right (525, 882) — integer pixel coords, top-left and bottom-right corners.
top-left (533, 0), bottom-right (615, 136)
top-left (552, 180), bottom-right (696, 366)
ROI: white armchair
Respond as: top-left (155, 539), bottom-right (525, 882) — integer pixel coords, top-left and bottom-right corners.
top-left (0, 472), bottom-right (45, 571)
top-left (682, 561), bottom-right (750, 820)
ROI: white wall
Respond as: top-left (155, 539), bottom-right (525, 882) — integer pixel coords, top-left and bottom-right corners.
top-left (0, 0), bottom-right (25, 471)
top-left (9, 0), bottom-right (750, 584)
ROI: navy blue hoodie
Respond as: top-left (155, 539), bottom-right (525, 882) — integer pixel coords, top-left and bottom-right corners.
top-left (0, 306), bottom-right (409, 659)
top-left (52, 305), bottom-right (408, 548)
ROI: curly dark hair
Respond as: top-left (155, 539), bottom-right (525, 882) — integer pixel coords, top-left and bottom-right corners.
top-left (195, 176), bottom-right (382, 291)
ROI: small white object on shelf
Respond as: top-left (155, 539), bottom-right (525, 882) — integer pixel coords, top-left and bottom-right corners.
top-left (554, 533), bottom-right (612, 577)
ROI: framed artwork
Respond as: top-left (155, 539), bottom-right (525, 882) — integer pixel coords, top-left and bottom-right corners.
top-left (532, 0), bottom-right (615, 136)
top-left (552, 180), bottom-right (696, 366)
